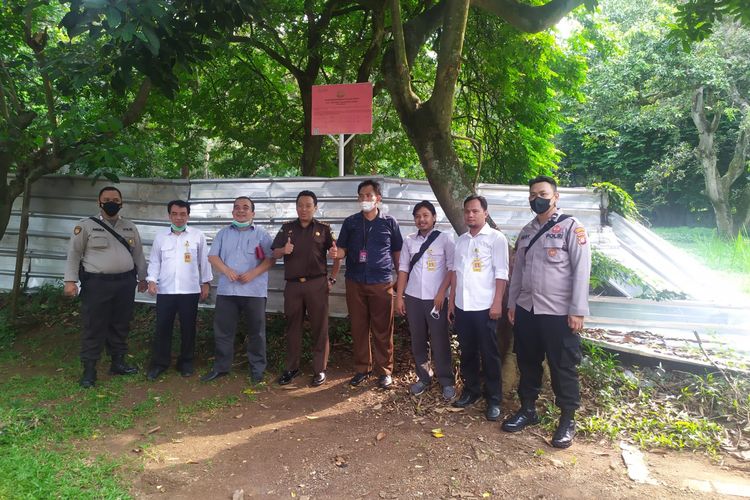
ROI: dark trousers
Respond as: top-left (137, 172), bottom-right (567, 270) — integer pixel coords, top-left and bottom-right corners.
top-left (284, 276), bottom-right (330, 373)
top-left (345, 279), bottom-right (394, 376)
top-left (150, 293), bottom-right (200, 371)
top-left (513, 305), bottom-right (582, 410)
top-left (212, 295), bottom-right (267, 377)
top-left (454, 308), bottom-right (502, 405)
top-left (80, 275), bottom-right (136, 362)
top-left (405, 295), bottom-right (453, 387)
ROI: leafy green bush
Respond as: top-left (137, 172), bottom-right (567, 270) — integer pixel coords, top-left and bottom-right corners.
top-left (593, 181), bottom-right (645, 223)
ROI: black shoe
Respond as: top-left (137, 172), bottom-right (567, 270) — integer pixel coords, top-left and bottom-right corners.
top-left (277, 369), bottom-right (300, 385)
top-left (552, 416), bottom-right (576, 449)
top-left (485, 404), bottom-right (502, 421)
top-left (349, 371), bottom-right (371, 387)
top-left (200, 370), bottom-right (228, 382)
top-left (180, 367), bottom-right (194, 378)
top-left (79, 360), bottom-right (97, 389)
top-left (378, 374), bottom-right (393, 389)
top-left (311, 372), bottom-right (326, 387)
top-left (249, 372), bottom-right (264, 384)
top-left (502, 407), bottom-right (540, 433)
top-left (110, 354), bottom-right (138, 375)
top-left (147, 367), bottom-right (166, 381)
top-left (452, 391), bottom-right (480, 408)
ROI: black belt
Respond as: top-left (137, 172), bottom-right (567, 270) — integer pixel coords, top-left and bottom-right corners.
top-left (81, 269), bottom-right (135, 281)
top-left (287, 274), bottom-right (325, 283)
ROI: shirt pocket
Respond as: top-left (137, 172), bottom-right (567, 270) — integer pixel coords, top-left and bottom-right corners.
top-left (542, 237), bottom-right (566, 264)
top-left (90, 236), bottom-right (109, 249)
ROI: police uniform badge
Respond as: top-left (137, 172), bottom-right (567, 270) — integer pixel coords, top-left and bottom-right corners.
top-left (128, 238), bottom-right (135, 246)
top-left (575, 227), bottom-right (587, 246)
top-left (74, 226), bottom-right (82, 235)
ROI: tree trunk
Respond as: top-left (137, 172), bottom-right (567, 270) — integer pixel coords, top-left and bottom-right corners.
top-left (299, 81), bottom-right (323, 176)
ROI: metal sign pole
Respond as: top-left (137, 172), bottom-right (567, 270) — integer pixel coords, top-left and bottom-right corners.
top-left (328, 133), bottom-right (357, 177)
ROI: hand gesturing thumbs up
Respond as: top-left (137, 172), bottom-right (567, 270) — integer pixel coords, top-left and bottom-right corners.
top-left (328, 239), bottom-right (338, 260)
top-left (284, 235), bottom-right (294, 255)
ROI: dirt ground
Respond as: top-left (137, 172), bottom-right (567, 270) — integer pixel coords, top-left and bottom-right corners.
top-left (79, 361), bottom-right (750, 500)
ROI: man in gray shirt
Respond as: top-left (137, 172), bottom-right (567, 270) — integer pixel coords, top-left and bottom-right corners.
top-left (64, 186), bottom-right (148, 388)
top-left (503, 175), bottom-right (591, 449)
top-left (201, 196), bottom-right (274, 383)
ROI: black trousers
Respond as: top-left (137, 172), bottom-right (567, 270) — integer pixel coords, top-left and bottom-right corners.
top-left (80, 274), bottom-right (136, 362)
top-left (455, 308), bottom-right (502, 405)
top-left (513, 305), bottom-right (582, 410)
top-left (150, 293), bottom-right (200, 370)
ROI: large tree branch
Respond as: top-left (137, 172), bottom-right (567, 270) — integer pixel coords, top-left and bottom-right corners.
top-left (430, 0), bottom-right (471, 129)
top-left (471, 0), bottom-right (585, 33)
top-left (230, 35), bottom-right (303, 79)
top-left (23, 16), bottom-right (58, 153)
top-left (122, 78), bottom-right (152, 127)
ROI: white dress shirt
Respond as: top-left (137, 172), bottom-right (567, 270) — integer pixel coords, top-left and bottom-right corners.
top-left (453, 223), bottom-right (509, 311)
top-left (398, 229), bottom-right (455, 300)
top-left (147, 226), bottom-right (213, 294)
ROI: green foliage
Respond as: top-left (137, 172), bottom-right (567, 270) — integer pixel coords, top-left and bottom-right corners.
top-left (653, 226), bottom-right (750, 293)
top-left (592, 181), bottom-right (644, 222)
top-left (568, 340), bottom-right (742, 456)
top-left (590, 249), bottom-right (648, 291)
top-left (176, 395), bottom-right (239, 423)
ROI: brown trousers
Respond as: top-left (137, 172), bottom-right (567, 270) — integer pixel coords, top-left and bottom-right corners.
top-left (345, 279), bottom-right (395, 376)
top-left (284, 275), bottom-right (330, 373)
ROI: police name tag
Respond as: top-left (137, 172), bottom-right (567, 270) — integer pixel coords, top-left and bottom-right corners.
top-left (358, 249), bottom-right (368, 263)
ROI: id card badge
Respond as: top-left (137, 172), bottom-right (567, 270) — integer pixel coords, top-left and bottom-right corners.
top-left (358, 249), bottom-right (368, 263)
top-left (184, 252), bottom-right (192, 263)
top-left (472, 257), bottom-right (482, 272)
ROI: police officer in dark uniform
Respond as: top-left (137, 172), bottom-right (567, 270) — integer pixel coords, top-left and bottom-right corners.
top-left (64, 186), bottom-right (148, 388)
top-left (503, 175), bottom-right (591, 448)
top-left (271, 190), bottom-right (340, 387)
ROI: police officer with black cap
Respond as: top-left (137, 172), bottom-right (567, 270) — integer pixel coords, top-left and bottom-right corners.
top-left (64, 186), bottom-right (148, 388)
top-left (503, 175), bottom-right (591, 448)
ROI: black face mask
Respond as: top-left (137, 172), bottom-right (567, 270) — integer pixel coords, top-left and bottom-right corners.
top-left (100, 201), bottom-right (122, 217)
top-left (529, 197), bottom-right (552, 214)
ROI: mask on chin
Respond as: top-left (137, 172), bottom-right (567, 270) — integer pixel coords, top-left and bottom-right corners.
top-left (529, 197), bottom-right (552, 215)
top-left (100, 201), bottom-right (122, 217)
top-left (360, 201), bottom-right (377, 212)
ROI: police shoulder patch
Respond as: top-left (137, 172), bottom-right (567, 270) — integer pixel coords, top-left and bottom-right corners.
top-left (74, 226), bottom-right (82, 235)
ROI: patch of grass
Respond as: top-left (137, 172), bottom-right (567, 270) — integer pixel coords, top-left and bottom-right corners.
top-left (552, 340), bottom-right (750, 457)
top-left (176, 395), bottom-right (240, 423)
top-left (652, 226), bottom-right (750, 292)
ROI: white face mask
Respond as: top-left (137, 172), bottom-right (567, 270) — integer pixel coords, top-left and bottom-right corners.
top-left (360, 201), bottom-right (377, 212)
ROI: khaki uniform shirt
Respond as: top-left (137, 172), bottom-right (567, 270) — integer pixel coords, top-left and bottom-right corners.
top-left (272, 219), bottom-right (333, 280)
top-left (508, 211), bottom-right (591, 316)
top-left (64, 215), bottom-right (147, 281)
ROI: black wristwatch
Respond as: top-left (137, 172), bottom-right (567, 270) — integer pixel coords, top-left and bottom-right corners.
top-left (328, 276), bottom-right (337, 284)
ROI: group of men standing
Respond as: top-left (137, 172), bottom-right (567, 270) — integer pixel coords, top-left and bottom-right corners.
top-left (64, 176), bottom-right (590, 449)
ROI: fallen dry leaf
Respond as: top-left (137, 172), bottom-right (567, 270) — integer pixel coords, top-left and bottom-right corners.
top-left (234, 413), bottom-right (244, 419)
top-left (431, 428), bottom-right (445, 438)
top-left (376, 432), bottom-right (386, 441)
top-left (334, 456), bottom-right (348, 468)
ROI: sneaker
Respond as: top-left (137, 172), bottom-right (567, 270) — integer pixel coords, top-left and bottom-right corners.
top-left (410, 380), bottom-right (430, 396)
top-left (442, 385), bottom-right (456, 401)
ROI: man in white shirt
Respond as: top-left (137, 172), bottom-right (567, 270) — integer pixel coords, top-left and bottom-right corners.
top-left (448, 195), bottom-right (509, 421)
top-left (146, 200), bottom-right (213, 380)
top-left (396, 201), bottom-right (456, 401)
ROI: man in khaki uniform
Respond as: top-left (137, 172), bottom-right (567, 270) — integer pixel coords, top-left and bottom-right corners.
top-left (271, 190), bottom-right (340, 387)
top-left (64, 186), bottom-right (148, 388)
top-left (503, 175), bottom-right (591, 449)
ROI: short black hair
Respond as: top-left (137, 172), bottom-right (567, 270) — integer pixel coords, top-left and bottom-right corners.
top-left (528, 175), bottom-right (558, 191)
top-left (463, 194), bottom-right (488, 211)
top-left (234, 196), bottom-right (255, 212)
top-left (357, 179), bottom-right (382, 196)
top-left (296, 190), bottom-right (318, 206)
top-left (99, 186), bottom-right (122, 200)
top-left (412, 200), bottom-right (436, 216)
top-left (167, 199), bottom-right (190, 214)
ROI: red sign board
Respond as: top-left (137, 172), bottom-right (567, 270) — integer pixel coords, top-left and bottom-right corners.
top-left (311, 83), bottom-right (373, 135)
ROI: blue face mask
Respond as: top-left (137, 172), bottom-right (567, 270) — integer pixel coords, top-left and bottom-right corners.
top-left (231, 220), bottom-right (251, 228)
top-left (171, 223), bottom-right (187, 232)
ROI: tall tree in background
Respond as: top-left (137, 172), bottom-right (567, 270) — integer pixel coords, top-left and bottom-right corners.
top-left (381, 0), bottom-right (589, 232)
